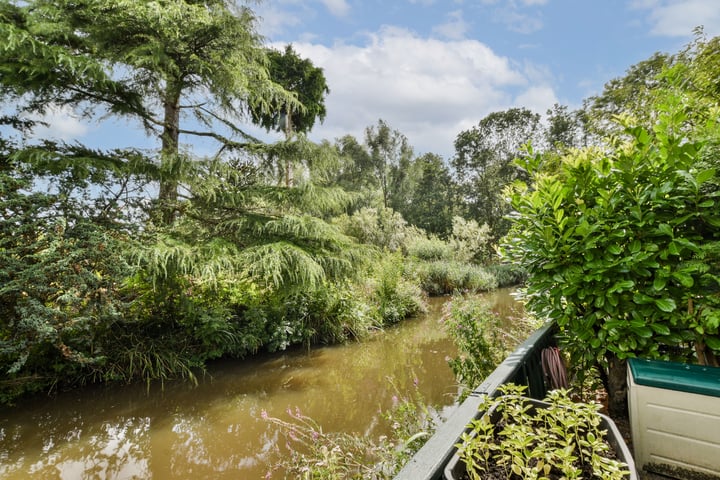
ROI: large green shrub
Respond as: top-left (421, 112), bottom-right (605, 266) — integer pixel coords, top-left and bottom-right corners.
top-left (503, 97), bottom-right (720, 414)
top-left (406, 235), bottom-right (454, 262)
top-left (333, 207), bottom-right (423, 253)
top-left (449, 216), bottom-right (494, 264)
top-left (0, 169), bottom-right (139, 400)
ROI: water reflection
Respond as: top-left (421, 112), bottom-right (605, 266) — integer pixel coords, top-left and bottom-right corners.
top-left (0, 290), bottom-right (522, 479)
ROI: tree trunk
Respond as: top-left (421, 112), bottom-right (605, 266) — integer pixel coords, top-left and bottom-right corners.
top-left (606, 353), bottom-right (628, 417)
top-left (284, 105), bottom-right (294, 187)
top-left (695, 340), bottom-right (720, 367)
top-left (159, 84), bottom-right (181, 224)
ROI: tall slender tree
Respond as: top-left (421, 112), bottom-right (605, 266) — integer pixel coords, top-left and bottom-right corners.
top-left (249, 44), bottom-right (330, 187)
top-left (452, 108), bottom-right (541, 240)
top-left (364, 119), bottom-right (414, 209)
top-left (404, 153), bottom-right (454, 236)
top-left (0, 0), bottom-right (298, 222)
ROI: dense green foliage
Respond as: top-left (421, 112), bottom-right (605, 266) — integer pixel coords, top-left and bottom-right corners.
top-left (250, 44), bottom-right (330, 135)
top-left (453, 108), bottom-right (541, 241)
top-left (504, 36), bottom-right (720, 414)
top-left (0, 142), bottom-right (142, 401)
top-left (403, 153), bottom-right (455, 236)
top-left (507, 109), bottom-right (720, 362)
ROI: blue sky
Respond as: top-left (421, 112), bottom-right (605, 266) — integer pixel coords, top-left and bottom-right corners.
top-left (30, 0), bottom-right (720, 160)
top-left (253, 0), bottom-right (720, 158)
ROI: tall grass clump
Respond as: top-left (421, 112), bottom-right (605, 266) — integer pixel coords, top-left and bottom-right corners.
top-left (368, 253), bottom-right (426, 325)
top-left (406, 235), bottom-right (454, 261)
top-left (413, 261), bottom-right (498, 296)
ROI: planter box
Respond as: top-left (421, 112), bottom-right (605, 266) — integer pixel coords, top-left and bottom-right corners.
top-left (443, 397), bottom-right (637, 480)
top-left (628, 358), bottom-right (720, 479)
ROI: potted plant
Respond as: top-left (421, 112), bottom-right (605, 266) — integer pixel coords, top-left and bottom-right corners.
top-left (444, 384), bottom-right (637, 480)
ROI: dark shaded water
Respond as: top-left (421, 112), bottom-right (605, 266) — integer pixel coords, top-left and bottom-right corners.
top-left (0, 289), bottom-right (522, 479)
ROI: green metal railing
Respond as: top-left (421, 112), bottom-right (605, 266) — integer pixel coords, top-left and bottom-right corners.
top-left (393, 321), bottom-right (557, 480)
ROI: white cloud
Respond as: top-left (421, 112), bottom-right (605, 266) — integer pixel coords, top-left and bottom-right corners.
top-left (28, 105), bottom-right (89, 141)
top-left (514, 85), bottom-right (558, 115)
top-left (432, 10), bottom-right (470, 40)
top-left (632, 0), bottom-right (720, 37)
top-left (478, 1), bottom-right (546, 34)
top-left (256, 5), bottom-right (303, 37)
top-left (289, 27), bottom-right (554, 158)
top-left (495, 9), bottom-right (543, 34)
top-left (320, 0), bottom-right (350, 17)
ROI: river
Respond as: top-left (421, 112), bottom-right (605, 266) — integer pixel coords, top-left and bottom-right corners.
top-left (0, 289), bottom-right (522, 479)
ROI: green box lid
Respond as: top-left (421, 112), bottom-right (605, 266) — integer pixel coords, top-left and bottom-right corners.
top-left (628, 358), bottom-right (720, 398)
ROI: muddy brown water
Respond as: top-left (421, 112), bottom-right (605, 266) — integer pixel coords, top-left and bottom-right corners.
top-left (0, 289), bottom-right (522, 479)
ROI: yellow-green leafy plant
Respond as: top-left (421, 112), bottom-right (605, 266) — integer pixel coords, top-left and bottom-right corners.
top-left (455, 384), bottom-right (630, 480)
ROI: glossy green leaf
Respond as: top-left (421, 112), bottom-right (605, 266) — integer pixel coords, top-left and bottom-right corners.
top-left (630, 327), bottom-right (653, 338)
top-left (653, 276), bottom-right (667, 291)
top-left (705, 337), bottom-right (720, 351)
top-left (611, 280), bottom-right (635, 292)
top-left (672, 272), bottom-right (694, 288)
top-left (696, 168), bottom-right (716, 185)
top-left (655, 298), bottom-right (677, 312)
top-left (657, 223), bottom-right (673, 237)
top-left (649, 323), bottom-right (671, 335)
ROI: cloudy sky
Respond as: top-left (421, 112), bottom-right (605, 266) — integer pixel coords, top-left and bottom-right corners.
top-left (30, 0), bottom-right (720, 160)
top-left (253, 0), bottom-right (720, 158)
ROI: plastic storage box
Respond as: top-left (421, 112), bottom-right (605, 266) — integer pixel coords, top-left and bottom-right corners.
top-left (627, 358), bottom-right (720, 479)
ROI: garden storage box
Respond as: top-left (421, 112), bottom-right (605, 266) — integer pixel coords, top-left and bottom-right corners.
top-left (627, 358), bottom-right (720, 479)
